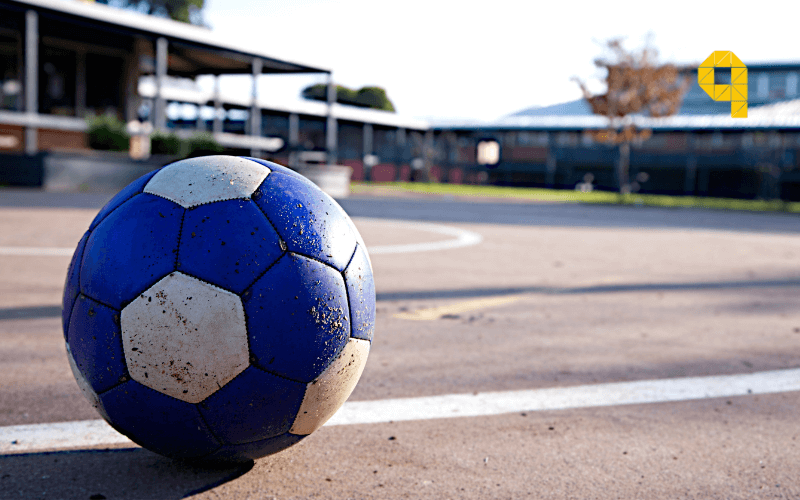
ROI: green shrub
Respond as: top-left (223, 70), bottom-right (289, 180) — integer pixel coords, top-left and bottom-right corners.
top-left (86, 114), bottom-right (129, 151)
top-left (150, 130), bottom-right (183, 156)
top-left (185, 133), bottom-right (223, 158)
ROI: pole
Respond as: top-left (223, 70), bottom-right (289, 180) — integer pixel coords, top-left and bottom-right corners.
top-left (325, 73), bottom-right (337, 165)
top-left (24, 9), bottom-right (38, 155)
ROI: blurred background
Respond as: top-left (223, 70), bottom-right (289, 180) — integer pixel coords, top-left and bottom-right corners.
top-left (1, 0), bottom-right (799, 202)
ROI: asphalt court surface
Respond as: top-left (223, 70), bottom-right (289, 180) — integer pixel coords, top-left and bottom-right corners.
top-left (1, 188), bottom-right (800, 498)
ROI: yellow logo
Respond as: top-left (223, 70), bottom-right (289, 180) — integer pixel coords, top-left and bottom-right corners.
top-left (698, 51), bottom-right (748, 118)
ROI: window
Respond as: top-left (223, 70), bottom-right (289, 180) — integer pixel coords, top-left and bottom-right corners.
top-left (0, 31), bottom-right (20, 111)
top-left (714, 68), bottom-right (731, 85)
top-left (757, 74), bottom-right (769, 98)
top-left (39, 46), bottom-right (77, 116)
top-left (86, 53), bottom-right (124, 117)
top-left (787, 73), bottom-right (798, 97)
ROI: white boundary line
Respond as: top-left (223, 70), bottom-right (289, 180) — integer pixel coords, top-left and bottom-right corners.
top-left (0, 247), bottom-right (74, 256)
top-left (2, 368), bottom-right (799, 454)
top-left (0, 219), bottom-right (483, 258)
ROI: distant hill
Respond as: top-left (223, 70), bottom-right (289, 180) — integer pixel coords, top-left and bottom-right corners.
top-left (508, 99), bottom-right (593, 117)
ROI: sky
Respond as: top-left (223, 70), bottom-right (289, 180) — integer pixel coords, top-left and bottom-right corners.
top-left (200, 0), bottom-right (800, 123)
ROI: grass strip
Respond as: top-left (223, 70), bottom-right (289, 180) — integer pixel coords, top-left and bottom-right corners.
top-left (350, 182), bottom-right (800, 213)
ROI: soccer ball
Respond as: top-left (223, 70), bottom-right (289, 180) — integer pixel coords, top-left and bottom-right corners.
top-left (62, 156), bottom-right (375, 463)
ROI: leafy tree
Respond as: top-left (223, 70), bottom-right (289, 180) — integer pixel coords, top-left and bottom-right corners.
top-left (302, 84), bottom-right (396, 112)
top-left (573, 37), bottom-right (690, 194)
top-left (93, 0), bottom-right (205, 25)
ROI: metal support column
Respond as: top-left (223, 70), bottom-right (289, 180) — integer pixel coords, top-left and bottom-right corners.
top-left (213, 75), bottom-right (223, 134)
top-left (423, 130), bottom-right (434, 181)
top-left (249, 58), bottom-right (262, 157)
top-left (325, 73), bottom-right (337, 165)
top-left (75, 50), bottom-right (86, 118)
top-left (684, 157), bottom-right (697, 195)
top-left (545, 133), bottom-right (557, 188)
top-left (154, 37), bottom-right (168, 131)
top-left (684, 133), bottom-right (697, 195)
top-left (24, 9), bottom-right (38, 155)
top-left (362, 123), bottom-right (373, 179)
top-left (396, 127), bottom-right (406, 163)
top-left (195, 105), bottom-right (204, 131)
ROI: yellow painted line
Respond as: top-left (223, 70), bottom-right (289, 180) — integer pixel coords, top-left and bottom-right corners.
top-left (394, 295), bottom-right (523, 321)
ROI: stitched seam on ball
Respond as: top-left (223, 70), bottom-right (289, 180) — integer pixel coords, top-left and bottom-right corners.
top-left (188, 195), bottom-right (252, 209)
top-left (167, 270), bottom-right (243, 297)
top-left (66, 231), bottom-right (90, 336)
top-left (249, 186), bottom-right (285, 246)
top-left (249, 362), bottom-right (308, 385)
top-left (313, 337), bottom-right (350, 380)
top-left (77, 292), bottom-right (121, 314)
top-left (228, 429), bottom-right (298, 447)
top-left (94, 375), bottom-right (127, 397)
top-left (287, 248), bottom-right (346, 273)
top-left (64, 294), bottom-right (82, 345)
top-left (343, 242), bottom-right (359, 272)
top-left (174, 208), bottom-right (187, 270)
top-left (240, 156), bottom-right (274, 174)
top-left (239, 251), bottom-right (287, 299)
top-left (91, 192), bottom-right (141, 230)
top-left (194, 404), bottom-right (225, 446)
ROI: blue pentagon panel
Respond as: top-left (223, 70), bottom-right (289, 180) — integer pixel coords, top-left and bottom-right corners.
top-left (244, 253), bottom-right (350, 382)
top-left (202, 433), bottom-right (306, 463)
top-left (80, 194), bottom-right (183, 310)
top-left (66, 295), bottom-right (126, 394)
top-left (62, 231), bottom-right (89, 337)
top-left (253, 172), bottom-right (357, 272)
top-left (178, 199), bottom-right (283, 294)
top-left (99, 380), bottom-right (220, 459)
top-left (241, 157), bottom-right (310, 183)
top-left (88, 169), bottom-right (161, 230)
top-left (343, 244), bottom-right (376, 342)
top-left (198, 366), bottom-right (306, 445)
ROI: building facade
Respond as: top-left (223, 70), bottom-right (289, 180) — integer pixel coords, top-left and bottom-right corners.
top-left (2, 0), bottom-right (799, 200)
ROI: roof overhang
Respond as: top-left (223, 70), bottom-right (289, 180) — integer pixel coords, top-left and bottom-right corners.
top-left (3, 0), bottom-right (330, 76)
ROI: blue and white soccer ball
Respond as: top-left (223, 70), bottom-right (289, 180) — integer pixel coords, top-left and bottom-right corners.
top-left (62, 156), bottom-right (375, 463)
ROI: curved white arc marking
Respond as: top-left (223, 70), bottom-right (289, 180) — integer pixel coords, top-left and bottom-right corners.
top-left (5, 368), bottom-right (800, 453)
top-left (358, 219), bottom-right (483, 255)
top-left (0, 221), bottom-right (483, 257)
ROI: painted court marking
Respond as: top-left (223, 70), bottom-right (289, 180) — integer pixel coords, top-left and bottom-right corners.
top-left (2, 368), bottom-right (799, 454)
top-left (394, 295), bottom-right (523, 320)
top-left (0, 246), bottom-right (74, 256)
top-left (0, 219), bottom-right (483, 258)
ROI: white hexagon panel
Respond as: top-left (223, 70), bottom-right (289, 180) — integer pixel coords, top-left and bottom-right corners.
top-left (144, 155), bottom-right (270, 208)
top-left (290, 337), bottom-right (371, 435)
top-left (121, 272), bottom-right (249, 403)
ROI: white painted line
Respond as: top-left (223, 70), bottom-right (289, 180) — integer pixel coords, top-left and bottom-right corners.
top-left (328, 368), bottom-right (800, 426)
top-left (360, 219), bottom-right (483, 255)
top-left (2, 368), bottom-right (799, 454)
top-left (0, 220), bottom-right (484, 258)
top-left (0, 247), bottom-right (74, 256)
top-left (0, 420), bottom-right (130, 453)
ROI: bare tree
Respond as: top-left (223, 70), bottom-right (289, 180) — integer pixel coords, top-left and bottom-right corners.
top-left (573, 37), bottom-right (690, 194)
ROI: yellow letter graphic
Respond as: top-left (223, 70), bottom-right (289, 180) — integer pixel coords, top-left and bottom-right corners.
top-left (699, 51), bottom-right (748, 118)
